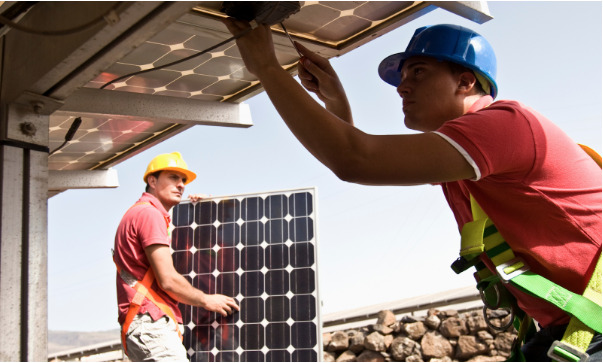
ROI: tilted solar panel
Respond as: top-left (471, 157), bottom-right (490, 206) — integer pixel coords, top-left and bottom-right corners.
top-left (170, 188), bottom-right (321, 362)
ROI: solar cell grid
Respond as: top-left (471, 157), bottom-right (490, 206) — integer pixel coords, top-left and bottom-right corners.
top-left (171, 189), bottom-right (320, 362)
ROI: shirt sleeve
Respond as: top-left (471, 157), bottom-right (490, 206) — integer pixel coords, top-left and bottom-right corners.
top-left (136, 206), bottom-right (170, 249)
top-left (435, 101), bottom-right (538, 181)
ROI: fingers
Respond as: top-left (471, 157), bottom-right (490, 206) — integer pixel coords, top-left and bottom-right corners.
top-left (298, 65), bottom-right (318, 91)
top-left (295, 43), bottom-right (335, 89)
top-left (188, 193), bottom-right (209, 202)
top-left (209, 295), bottom-right (240, 317)
top-left (295, 42), bottom-right (334, 72)
top-left (301, 57), bottom-right (331, 83)
top-left (222, 17), bottom-right (250, 35)
top-left (227, 297), bottom-right (240, 311)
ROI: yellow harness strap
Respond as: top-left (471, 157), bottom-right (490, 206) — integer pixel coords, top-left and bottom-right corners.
top-left (550, 144), bottom-right (602, 362)
top-left (458, 144), bottom-right (602, 362)
top-left (552, 255), bottom-right (601, 361)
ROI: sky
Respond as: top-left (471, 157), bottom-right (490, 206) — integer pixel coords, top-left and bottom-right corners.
top-left (48, 1), bottom-right (602, 332)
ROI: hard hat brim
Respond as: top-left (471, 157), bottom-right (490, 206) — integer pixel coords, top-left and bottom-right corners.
top-left (145, 167), bottom-right (197, 185)
top-left (378, 52), bottom-right (408, 87)
top-left (377, 51), bottom-right (498, 99)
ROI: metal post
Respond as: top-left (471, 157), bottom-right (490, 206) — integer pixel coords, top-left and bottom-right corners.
top-left (0, 101), bottom-right (50, 361)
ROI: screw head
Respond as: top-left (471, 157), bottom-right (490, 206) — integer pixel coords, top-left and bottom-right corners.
top-left (19, 122), bottom-right (37, 136)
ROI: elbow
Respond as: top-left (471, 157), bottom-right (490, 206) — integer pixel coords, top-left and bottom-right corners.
top-left (331, 159), bottom-right (368, 184)
top-left (155, 274), bottom-right (178, 293)
top-left (321, 132), bottom-right (374, 184)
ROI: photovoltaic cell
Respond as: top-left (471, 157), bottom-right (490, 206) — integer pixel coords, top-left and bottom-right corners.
top-left (170, 188), bottom-right (320, 362)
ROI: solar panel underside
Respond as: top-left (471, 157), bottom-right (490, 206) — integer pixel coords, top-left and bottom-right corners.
top-left (170, 188), bottom-right (321, 362)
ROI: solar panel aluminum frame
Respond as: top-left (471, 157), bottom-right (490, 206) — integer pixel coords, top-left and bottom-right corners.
top-left (170, 187), bottom-right (322, 362)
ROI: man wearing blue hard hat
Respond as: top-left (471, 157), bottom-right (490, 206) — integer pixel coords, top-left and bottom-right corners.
top-left (224, 20), bottom-right (601, 362)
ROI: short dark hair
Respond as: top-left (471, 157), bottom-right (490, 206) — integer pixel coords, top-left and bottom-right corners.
top-left (145, 171), bottom-right (162, 193)
top-left (446, 61), bottom-right (487, 96)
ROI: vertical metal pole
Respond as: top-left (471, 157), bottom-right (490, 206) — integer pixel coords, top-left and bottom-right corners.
top-left (27, 148), bottom-right (49, 361)
top-left (0, 144), bottom-right (24, 361)
top-left (20, 148), bottom-right (30, 362)
top-left (0, 103), bottom-right (49, 361)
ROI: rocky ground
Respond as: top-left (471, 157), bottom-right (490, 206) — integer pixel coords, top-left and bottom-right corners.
top-left (322, 308), bottom-right (517, 362)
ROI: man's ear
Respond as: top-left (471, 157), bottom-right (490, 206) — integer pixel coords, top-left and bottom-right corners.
top-left (147, 174), bottom-right (157, 190)
top-left (458, 71), bottom-right (478, 94)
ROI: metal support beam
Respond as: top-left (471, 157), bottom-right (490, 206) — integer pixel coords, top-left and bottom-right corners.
top-left (1, 2), bottom-right (198, 104)
top-left (56, 87), bottom-right (253, 128)
top-left (48, 169), bottom-right (119, 197)
top-left (0, 102), bottom-right (49, 362)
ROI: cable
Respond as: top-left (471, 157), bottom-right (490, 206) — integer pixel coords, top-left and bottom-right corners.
top-left (99, 27), bottom-right (257, 90)
top-left (0, 3), bottom-right (121, 36)
top-left (49, 117), bottom-right (82, 156)
top-left (99, 2), bottom-right (298, 90)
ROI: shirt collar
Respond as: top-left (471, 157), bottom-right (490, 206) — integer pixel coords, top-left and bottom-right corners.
top-left (468, 95), bottom-right (494, 114)
top-left (139, 192), bottom-right (170, 220)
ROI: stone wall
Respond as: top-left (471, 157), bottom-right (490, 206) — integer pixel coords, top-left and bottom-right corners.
top-left (322, 308), bottom-right (518, 362)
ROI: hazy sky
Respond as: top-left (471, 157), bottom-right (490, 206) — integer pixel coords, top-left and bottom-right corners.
top-left (48, 1), bottom-right (602, 332)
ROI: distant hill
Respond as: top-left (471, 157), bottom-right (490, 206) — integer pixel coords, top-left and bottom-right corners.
top-left (48, 329), bottom-right (120, 354)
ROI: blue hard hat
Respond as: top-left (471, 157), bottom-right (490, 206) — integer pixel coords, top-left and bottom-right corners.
top-left (378, 24), bottom-right (498, 98)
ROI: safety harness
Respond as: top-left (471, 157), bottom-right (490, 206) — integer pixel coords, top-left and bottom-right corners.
top-left (451, 144), bottom-right (602, 362)
top-left (113, 201), bottom-right (183, 356)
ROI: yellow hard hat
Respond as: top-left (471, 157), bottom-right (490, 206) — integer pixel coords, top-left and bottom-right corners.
top-left (143, 152), bottom-right (196, 185)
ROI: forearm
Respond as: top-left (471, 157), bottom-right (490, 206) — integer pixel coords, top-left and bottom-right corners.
top-left (224, 20), bottom-right (475, 186)
top-left (159, 272), bottom-right (208, 308)
top-left (255, 68), bottom-right (476, 185)
top-left (325, 98), bottom-right (353, 125)
top-left (257, 65), bottom-right (361, 172)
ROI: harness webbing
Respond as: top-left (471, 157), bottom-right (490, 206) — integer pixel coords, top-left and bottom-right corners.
top-left (552, 255), bottom-right (602, 361)
top-left (114, 201), bottom-right (182, 356)
top-left (115, 261), bottom-right (183, 356)
top-left (452, 144), bottom-right (602, 361)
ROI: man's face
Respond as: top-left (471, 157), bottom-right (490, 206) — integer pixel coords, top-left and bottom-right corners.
top-left (148, 171), bottom-right (187, 209)
top-left (397, 56), bottom-right (464, 132)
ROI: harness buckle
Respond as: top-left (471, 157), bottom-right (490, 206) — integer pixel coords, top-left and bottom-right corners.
top-left (547, 340), bottom-right (589, 362)
top-left (451, 255), bottom-right (480, 274)
top-left (495, 257), bottom-right (529, 283)
top-left (479, 281), bottom-right (501, 309)
top-left (483, 305), bottom-right (514, 331)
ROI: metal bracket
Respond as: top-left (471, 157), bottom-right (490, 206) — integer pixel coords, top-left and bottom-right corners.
top-left (547, 340), bottom-right (589, 362)
top-left (495, 257), bottom-right (530, 283)
top-left (14, 91), bottom-right (64, 115)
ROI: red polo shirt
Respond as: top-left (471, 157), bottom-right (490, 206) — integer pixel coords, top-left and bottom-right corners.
top-left (435, 96), bottom-right (601, 328)
top-left (114, 192), bottom-right (182, 325)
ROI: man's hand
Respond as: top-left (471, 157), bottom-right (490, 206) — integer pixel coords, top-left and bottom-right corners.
top-left (188, 193), bottom-right (209, 203)
top-left (296, 42), bottom-right (353, 123)
top-left (201, 294), bottom-right (240, 317)
top-left (296, 43), bottom-right (343, 101)
top-left (222, 18), bottom-right (280, 77)
top-left (146, 245), bottom-right (242, 316)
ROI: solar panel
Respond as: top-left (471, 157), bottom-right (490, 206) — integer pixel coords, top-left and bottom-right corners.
top-left (170, 188), bottom-right (321, 362)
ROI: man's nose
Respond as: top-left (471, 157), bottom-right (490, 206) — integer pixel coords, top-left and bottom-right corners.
top-left (397, 77), bottom-right (410, 98)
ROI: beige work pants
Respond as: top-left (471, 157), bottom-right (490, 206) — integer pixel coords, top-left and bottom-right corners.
top-left (125, 313), bottom-right (188, 362)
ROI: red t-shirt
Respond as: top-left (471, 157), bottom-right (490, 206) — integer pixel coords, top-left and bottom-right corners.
top-left (435, 96), bottom-right (602, 328)
top-left (114, 192), bottom-right (182, 325)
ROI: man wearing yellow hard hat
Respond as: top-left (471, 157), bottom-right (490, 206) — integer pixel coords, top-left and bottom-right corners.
top-left (113, 152), bottom-right (239, 361)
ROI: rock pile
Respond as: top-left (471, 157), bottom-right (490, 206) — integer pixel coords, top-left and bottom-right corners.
top-left (323, 308), bottom-right (518, 362)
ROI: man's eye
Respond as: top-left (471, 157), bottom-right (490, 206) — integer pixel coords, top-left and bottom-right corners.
top-left (414, 68), bottom-right (424, 75)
